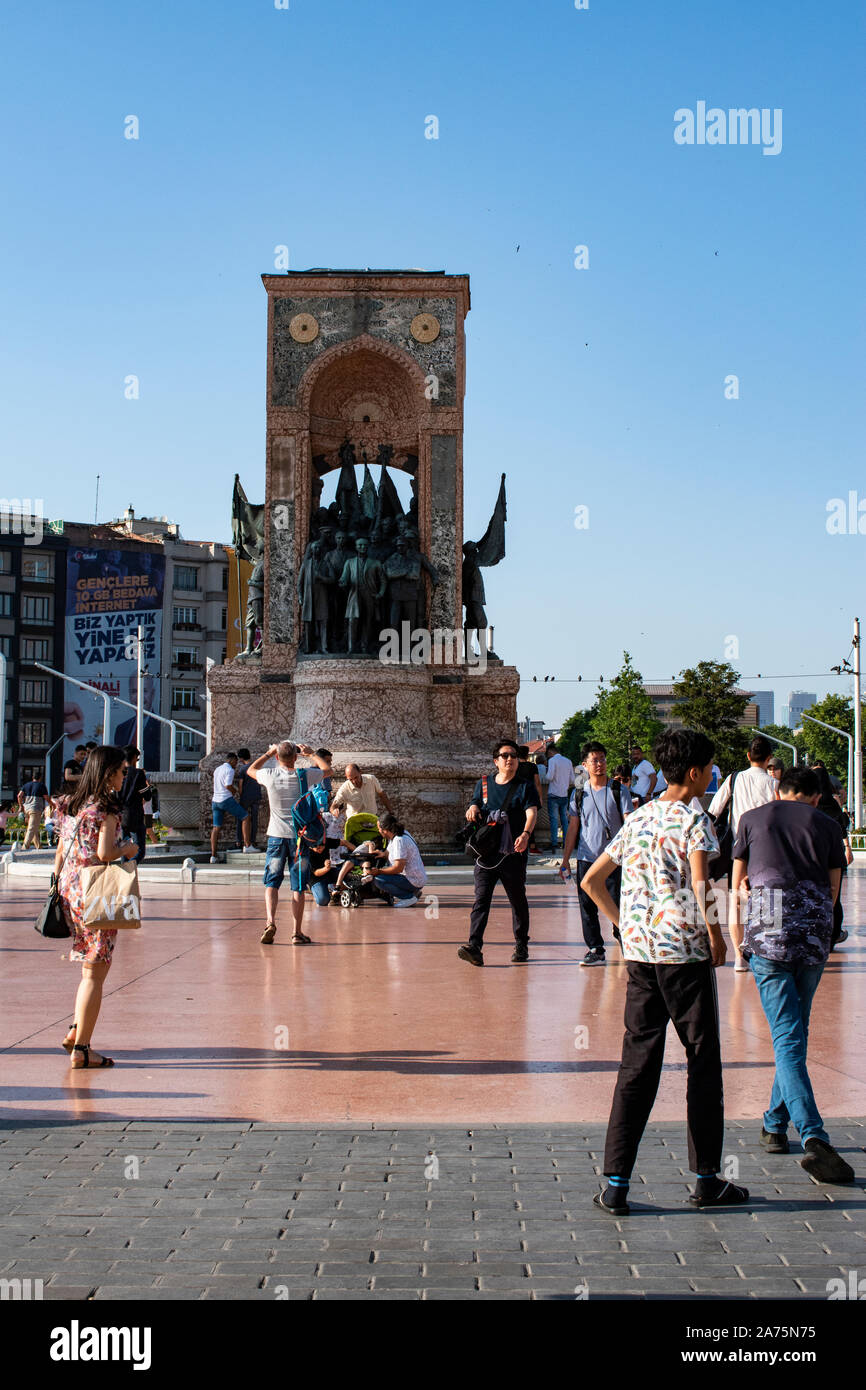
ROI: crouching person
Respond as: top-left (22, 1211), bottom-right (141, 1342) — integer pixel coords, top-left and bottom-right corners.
top-left (362, 814), bottom-right (427, 907)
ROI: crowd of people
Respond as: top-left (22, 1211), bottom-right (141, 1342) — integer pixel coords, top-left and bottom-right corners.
top-left (33, 722), bottom-right (857, 1202)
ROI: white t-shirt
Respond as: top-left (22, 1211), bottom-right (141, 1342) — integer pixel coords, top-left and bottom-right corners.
top-left (257, 763), bottom-right (323, 839)
top-left (388, 832), bottom-right (426, 888)
top-left (332, 773), bottom-right (382, 818)
top-left (631, 758), bottom-right (657, 798)
top-left (213, 762), bottom-right (236, 803)
top-left (544, 753), bottom-right (576, 798)
top-left (707, 765), bottom-right (778, 835)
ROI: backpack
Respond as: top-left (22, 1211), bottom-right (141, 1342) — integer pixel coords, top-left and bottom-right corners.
top-left (290, 768), bottom-right (328, 849)
top-left (568, 780), bottom-right (625, 848)
top-left (709, 770), bottom-right (740, 879)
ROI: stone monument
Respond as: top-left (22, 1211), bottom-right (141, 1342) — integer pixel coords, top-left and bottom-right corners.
top-left (205, 269), bottom-right (519, 847)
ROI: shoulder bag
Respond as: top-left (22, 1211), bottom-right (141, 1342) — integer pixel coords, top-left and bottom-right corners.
top-left (34, 814), bottom-right (84, 938)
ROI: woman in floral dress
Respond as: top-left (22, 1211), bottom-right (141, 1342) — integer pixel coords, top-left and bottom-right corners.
top-left (54, 746), bottom-right (140, 1069)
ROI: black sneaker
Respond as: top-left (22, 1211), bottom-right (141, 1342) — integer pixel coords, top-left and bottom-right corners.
top-left (580, 948), bottom-right (606, 967)
top-left (511, 947), bottom-right (529, 964)
top-left (760, 1127), bottom-right (789, 1154)
top-left (457, 944), bottom-right (484, 967)
top-left (799, 1138), bottom-right (855, 1184)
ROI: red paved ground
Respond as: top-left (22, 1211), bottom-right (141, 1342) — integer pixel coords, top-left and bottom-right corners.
top-left (1, 874), bottom-right (864, 1125)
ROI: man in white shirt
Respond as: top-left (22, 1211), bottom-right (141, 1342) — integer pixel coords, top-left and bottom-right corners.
top-left (330, 763), bottom-right (394, 820)
top-left (707, 735), bottom-right (778, 838)
top-left (210, 753), bottom-right (253, 860)
top-left (245, 740), bottom-right (331, 945)
top-left (629, 746), bottom-right (658, 805)
top-left (543, 741), bottom-right (576, 853)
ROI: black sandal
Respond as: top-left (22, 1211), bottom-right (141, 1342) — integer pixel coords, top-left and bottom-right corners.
top-left (688, 1180), bottom-right (749, 1208)
top-left (71, 1043), bottom-right (114, 1069)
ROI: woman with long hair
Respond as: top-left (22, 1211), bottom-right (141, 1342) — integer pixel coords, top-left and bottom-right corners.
top-left (55, 745), bottom-right (139, 1068)
top-left (361, 812), bottom-right (427, 907)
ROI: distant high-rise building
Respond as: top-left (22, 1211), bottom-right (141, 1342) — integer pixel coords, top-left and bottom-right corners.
top-left (788, 691), bottom-right (816, 729)
top-left (751, 691), bottom-right (775, 727)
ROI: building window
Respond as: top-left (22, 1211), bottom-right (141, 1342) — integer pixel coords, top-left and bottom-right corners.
top-left (0, 594), bottom-right (11, 617)
top-left (21, 554), bottom-right (54, 582)
top-left (173, 605), bottom-right (198, 627)
top-left (20, 678), bottom-right (50, 704)
top-left (0, 635), bottom-right (12, 658)
top-left (173, 646), bottom-right (198, 669)
top-left (19, 763), bottom-right (46, 784)
top-left (21, 637), bottom-right (52, 663)
top-left (221, 567), bottom-right (228, 591)
top-left (0, 550), bottom-right (11, 574)
top-left (175, 728), bottom-right (199, 751)
top-left (175, 566), bottom-right (199, 591)
top-left (172, 687), bottom-right (196, 710)
top-left (220, 607), bottom-right (227, 630)
top-left (21, 594), bottom-right (53, 623)
top-left (19, 720), bottom-right (49, 746)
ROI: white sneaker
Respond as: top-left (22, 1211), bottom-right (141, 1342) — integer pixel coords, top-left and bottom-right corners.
top-left (392, 896), bottom-right (418, 908)
top-left (242, 845), bottom-right (258, 854)
top-left (734, 956), bottom-right (749, 972)
top-left (209, 855), bottom-right (219, 864)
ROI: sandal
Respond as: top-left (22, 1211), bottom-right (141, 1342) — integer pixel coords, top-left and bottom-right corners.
top-left (292, 932), bottom-right (311, 945)
top-left (688, 1180), bottom-right (749, 1208)
top-left (61, 1023), bottom-right (77, 1053)
top-left (71, 1043), bottom-right (114, 1069)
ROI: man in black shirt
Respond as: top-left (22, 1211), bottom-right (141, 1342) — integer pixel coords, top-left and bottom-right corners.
top-left (731, 765), bottom-right (853, 1184)
top-left (17, 775), bottom-right (49, 849)
top-left (458, 739), bottom-right (540, 967)
top-left (119, 745), bottom-right (149, 864)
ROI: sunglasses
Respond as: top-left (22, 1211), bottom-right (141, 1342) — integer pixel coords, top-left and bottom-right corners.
top-left (496, 752), bottom-right (518, 760)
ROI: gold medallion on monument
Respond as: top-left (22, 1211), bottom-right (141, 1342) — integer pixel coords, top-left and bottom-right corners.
top-left (289, 312), bottom-right (319, 343)
top-left (410, 313), bottom-right (440, 343)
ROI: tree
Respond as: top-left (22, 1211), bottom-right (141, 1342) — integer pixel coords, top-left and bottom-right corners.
top-left (590, 653), bottom-right (661, 765)
top-left (797, 694), bottom-right (859, 782)
top-left (758, 723), bottom-right (805, 769)
top-left (671, 660), bottom-right (749, 773)
top-left (558, 703), bottom-right (598, 765)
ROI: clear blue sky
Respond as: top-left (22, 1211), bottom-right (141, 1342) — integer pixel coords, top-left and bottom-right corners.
top-left (1, 0), bottom-right (863, 731)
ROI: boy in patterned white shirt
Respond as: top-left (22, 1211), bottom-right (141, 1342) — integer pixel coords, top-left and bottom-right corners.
top-left (582, 728), bottom-right (750, 1215)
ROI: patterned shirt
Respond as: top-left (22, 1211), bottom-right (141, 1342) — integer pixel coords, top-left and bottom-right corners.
top-left (605, 798), bottom-right (719, 964)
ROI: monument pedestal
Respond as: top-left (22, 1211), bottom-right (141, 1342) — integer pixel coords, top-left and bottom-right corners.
top-left (204, 658), bottom-right (519, 848)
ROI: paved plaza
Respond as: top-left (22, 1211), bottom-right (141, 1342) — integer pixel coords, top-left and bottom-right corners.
top-left (1, 870), bottom-right (864, 1300)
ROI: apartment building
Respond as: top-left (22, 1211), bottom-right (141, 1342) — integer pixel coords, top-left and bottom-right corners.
top-left (644, 684), bottom-right (759, 731)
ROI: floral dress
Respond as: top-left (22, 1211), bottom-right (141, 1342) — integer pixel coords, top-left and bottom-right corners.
top-left (58, 803), bottom-right (121, 964)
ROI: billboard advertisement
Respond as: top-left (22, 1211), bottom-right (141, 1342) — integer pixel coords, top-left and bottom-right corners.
top-left (63, 548), bottom-right (165, 769)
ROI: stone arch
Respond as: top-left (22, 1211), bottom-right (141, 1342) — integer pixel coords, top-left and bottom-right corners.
top-left (298, 334), bottom-right (429, 468)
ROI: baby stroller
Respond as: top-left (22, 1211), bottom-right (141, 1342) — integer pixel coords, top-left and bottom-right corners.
top-left (330, 812), bottom-right (388, 908)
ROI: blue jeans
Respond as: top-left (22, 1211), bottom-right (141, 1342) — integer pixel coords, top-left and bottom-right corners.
top-left (749, 953), bottom-right (829, 1144)
top-left (373, 872), bottom-right (419, 901)
top-left (547, 795), bottom-right (570, 850)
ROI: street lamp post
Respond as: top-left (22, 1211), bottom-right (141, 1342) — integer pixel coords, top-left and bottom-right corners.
top-left (758, 727), bottom-right (798, 767)
top-left (801, 713), bottom-right (854, 815)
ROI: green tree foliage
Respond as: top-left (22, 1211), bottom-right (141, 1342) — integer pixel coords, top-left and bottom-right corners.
top-left (796, 694), bottom-right (860, 782)
top-left (671, 661), bottom-right (750, 773)
top-left (558, 703), bottom-right (599, 765)
top-left (591, 653), bottom-right (662, 765)
top-left (758, 724), bottom-right (805, 769)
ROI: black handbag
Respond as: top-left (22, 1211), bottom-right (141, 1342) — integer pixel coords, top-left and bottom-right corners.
top-left (709, 770), bottom-right (739, 880)
top-left (33, 815), bottom-right (83, 938)
top-left (460, 775), bottom-right (519, 866)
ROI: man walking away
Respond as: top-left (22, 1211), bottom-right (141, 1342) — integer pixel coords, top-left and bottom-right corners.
top-left (234, 747), bottom-right (262, 849)
top-left (458, 739), bottom-right (539, 966)
top-left (582, 728), bottom-right (748, 1214)
top-left (731, 766), bottom-right (853, 1184)
top-left (543, 741), bottom-right (575, 854)
top-left (560, 742), bottom-right (633, 966)
top-left (210, 753), bottom-right (253, 861)
top-left (245, 741), bottom-right (331, 945)
top-left (629, 745), bottom-right (657, 807)
top-left (17, 773), bottom-right (49, 849)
